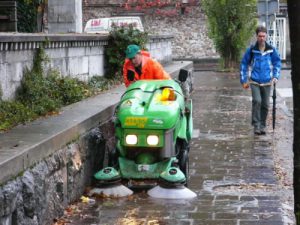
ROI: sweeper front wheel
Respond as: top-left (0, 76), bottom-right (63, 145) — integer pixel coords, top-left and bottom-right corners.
top-left (176, 139), bottom-right (190, 185)
top-left (108, 148), bottom-right (119, 168)
top-left (178, 149), bottom-right (189, 184)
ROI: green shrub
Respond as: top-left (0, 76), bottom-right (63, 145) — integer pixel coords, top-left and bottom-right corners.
top-left (17, 0), bottom-right (38, 32)
top-left (202, 0), bottom-right (257, 69)
top-left (17, 0), bottom-right (45, 33)
top-left (0, 101), bottom-right (36, 131)
top-left (16, 69), bottom-right (93, 115)
top-left (16, 69), bottom-right (62, 115)
top-left (105, 25), bottom-right (148, 79)
top-left (53, 75), bottom-right (91, 105)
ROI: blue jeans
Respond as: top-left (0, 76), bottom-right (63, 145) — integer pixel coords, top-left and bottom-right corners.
top-left (250, 84), bottom-right (271, 129)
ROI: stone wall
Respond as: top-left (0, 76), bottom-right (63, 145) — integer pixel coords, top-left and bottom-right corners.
top-left (0, 33), bottom-right (173, 100)
top-left (83, 0), bottom-right (218, 59)
top-left (0, 34), bottom-right (107, 100)
top-left (144, 11), bottom-right (217, 59)
top-left (0, 122), bottom-right (114, 225)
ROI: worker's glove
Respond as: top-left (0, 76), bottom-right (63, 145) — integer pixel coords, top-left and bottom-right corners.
top-left (242, 83), bottom-right (249, 89)
top-left (127, 70), bottom-right (135, 81)
top-left (272, 78), bottom-right (278, 84)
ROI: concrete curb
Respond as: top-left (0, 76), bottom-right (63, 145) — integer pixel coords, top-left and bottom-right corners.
top-left (0, 60), bottom-right (193, 185)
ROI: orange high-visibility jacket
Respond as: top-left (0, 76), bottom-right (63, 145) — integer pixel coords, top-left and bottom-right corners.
top-left (123, 51), bottom-right (171, 87)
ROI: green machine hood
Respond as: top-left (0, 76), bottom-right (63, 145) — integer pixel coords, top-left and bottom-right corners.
top-left (116, 80), bottom-right (185, 130)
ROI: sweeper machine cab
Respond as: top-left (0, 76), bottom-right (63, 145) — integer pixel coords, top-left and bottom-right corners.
top-left (90, 69), bottom-right (196, 199)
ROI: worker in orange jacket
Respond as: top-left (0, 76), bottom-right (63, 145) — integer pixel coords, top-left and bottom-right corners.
top-left (123, 44), bottom-right (171, 87)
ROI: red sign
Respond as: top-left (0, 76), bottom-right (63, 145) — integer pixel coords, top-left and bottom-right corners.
top-left (91, 19), bottom-right (101, 27)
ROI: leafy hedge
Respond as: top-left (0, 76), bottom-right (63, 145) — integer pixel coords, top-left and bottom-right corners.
top-left (105, 24), bottom-right (148, 79)
top-left (0, 101), bottom-right (35, 131)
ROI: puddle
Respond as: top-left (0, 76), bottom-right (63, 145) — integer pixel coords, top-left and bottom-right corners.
top-left (199, 133), bottom-right (235, 141)
top-left (213, 183), bottom-right (276, 193)
top-left (192, 129), bottom-right (200, 138)
top-left (203, 180), bottom-right (276, 195)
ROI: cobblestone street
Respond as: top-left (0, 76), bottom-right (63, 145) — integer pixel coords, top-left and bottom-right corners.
top-left (56, 69), bottom-right (294, 225)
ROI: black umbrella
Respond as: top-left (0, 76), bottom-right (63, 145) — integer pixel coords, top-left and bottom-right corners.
top-left (272, 83), bottom-right (277, 130)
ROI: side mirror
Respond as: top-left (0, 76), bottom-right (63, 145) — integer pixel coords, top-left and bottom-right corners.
top-left (178, 69), bottom-right (189, 82)
top-left (127, 70), bottom-right (135, 81)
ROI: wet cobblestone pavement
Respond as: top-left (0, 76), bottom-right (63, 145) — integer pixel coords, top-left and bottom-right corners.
top-left (55, 70), bottom-right (294, 225)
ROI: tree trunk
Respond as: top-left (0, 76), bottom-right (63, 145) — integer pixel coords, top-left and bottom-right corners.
top-left (288, 1), bottom-right (300, 224)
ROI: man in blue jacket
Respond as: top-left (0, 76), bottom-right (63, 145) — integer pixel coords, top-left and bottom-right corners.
top-left (240, 25), bottom-right (281, 135)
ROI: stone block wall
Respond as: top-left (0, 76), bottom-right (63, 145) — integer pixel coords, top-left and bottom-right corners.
top-left (0, 121), bottom-right (115, 225)
top-left (0, 34), bottom-right (108, 100)
top-left (0, 33), bottom-right (173, 100)
top-left (45, 46), bottom-right (105, 81)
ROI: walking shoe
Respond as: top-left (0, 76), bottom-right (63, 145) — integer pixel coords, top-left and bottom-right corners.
top-left (260, 128), bottom-right (266, 135)
top-left (254, 128), bottom-right (261, 135)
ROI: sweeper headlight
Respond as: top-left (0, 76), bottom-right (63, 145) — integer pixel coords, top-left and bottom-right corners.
top-left (123, 130), bottom-right (163, 147)
top-left (125, 134), bottom-right (138, 145)
top-left (146, 135), bottom-right (159, 146)
top-left (161, 88), bottom-right (176, 101)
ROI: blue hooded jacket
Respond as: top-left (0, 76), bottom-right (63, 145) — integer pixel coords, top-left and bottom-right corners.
top-left (240, 42), bottom-right (281, 84)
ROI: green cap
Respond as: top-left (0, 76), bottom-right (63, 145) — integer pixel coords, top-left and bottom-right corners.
top-left (125, 44), bottom-right (140, 59)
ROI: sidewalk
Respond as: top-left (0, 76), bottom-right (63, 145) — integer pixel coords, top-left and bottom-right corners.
top-left (54, 67), bottom-right (295, 225)
top-left (191, 68), bottom-right (294, 225)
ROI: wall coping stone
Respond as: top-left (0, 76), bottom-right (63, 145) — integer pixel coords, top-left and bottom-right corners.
top-left (0, 33), bottom-right (109, 51)
top-left (0, 33), bottom-right (173, 51)
top-left (0, 33), bottom-right (109, 42)
top-left (0, 33), bottom-right (173, 43)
